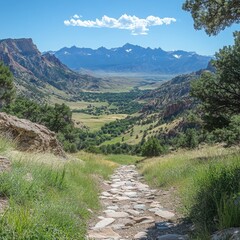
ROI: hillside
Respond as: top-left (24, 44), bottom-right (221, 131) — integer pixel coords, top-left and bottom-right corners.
top-left (53, 43), bottom-right (211, 74)
top-left (0, 38), bottom-right (114, 100)
top-left (95, 71), bottom-right (205, 150)
top-left (139, 71), bottom-right (201, 117)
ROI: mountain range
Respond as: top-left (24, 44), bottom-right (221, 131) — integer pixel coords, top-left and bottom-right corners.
top-left (53, 43), bottom-right (212, 74)
top-left (0, 38), bottom-right (113, 100)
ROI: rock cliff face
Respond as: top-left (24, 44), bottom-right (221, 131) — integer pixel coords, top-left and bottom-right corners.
top-left (140, 72), bottom-right (201, 117)
top-left (0, 112), bottom-right (65, 157)
top-left (0, 38), bottom-right (106, 100)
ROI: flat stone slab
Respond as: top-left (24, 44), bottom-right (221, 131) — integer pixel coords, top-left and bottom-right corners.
top-left (88, 227), bottom-right (121, 239)
top-left (155, 210), bottom-right (175, 219)
top-left (134, 231), bottom-right (148, 239)
top-left (134, 216), bottom-right (154, 224)
top-left (133, 204), bottom-right (147, 211)
top-left (107, 205), bottom-right (119, 210)
top-left (106, 211), bottom-right (130, 218)
top-left (116, 196), bottom-right (130, 201)
top-left (101, 191), bottom-right (112, 197)
top-left (126, 209), bottom-right (140, 216)
top-left (93, 218), bottom-right (115, 229)
top-left (149, 207), bottom-right (163, 212)
top-left (123, 191), bottom-right (138, 198)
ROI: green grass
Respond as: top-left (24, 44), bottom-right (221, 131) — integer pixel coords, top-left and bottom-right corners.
top-left (187, 154), bottom-right (240, 234)
top-left (0, 144), bottom-right (119, 239)
top-left (0, 136), bottom-right (14, 153)
top-left (138, 146), bottom-right (232, 187)
top-left (138, 145), bottom-right (240, 237)
top-left (72, 112), bottom-right (127, 131)
top-left (100, 115), bottom-right (182, 147)
top-left (100, 121), bottom-right (153, 146)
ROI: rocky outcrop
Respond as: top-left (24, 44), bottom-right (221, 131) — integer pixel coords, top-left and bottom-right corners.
top-left (0, 156), bottom-right (11, 173)
top-left (0, 112), bottom-right (65, 157)
top-left (140, 73), bottom-right (197, 115)
top-left (163, 100), bottom-right (192, 120)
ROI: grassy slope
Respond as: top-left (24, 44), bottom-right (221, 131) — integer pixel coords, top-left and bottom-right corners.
top-left (0, 137), bottom-right (138, 239)
top-left (73, 113), bottom-right (127, 132)
top-left (72, 112), bottom-right (128, 131)
top-left (138, 145), bottom-right (234, 188)
top-left (138, 145), bottom-right (240, 236)
top-left (101, 115), bottom-right (182, 146)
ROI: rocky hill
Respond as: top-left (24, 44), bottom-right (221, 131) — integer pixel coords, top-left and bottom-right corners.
top-left (53, 43), bottom-right (211, 74)
top-left (139, 71), bottom-right (202, 119)
top-left (0, 38), bottom-right (111, 100)
top-left (140, 61), bottom-right (216, 118)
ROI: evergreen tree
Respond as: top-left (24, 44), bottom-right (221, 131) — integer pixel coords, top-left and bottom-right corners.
top-left (0, 62), bottom-right (15, 108)
top-left (185, 129), bottom-right (199, 149)
top-left (183, 0), bottom-right (240, 35)
top-left (142, 137), bottom-right (164, 157)
top-left (191, 32), bottom-right (240, 129)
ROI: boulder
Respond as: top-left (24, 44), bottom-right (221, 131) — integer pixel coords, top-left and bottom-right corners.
top-left (0, 112), bottom-right (65, 157)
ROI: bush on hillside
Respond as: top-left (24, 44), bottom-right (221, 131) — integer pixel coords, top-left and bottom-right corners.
top-left (213, 114), bottom-right (240, 145)
top-left (141, 137), bottom-right (167, 157)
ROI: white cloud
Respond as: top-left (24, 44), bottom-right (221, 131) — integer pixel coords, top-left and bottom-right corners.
top-left (73, 14), bottom-right (80, 19)
top-left (64, 14), bottom-right (176, 35)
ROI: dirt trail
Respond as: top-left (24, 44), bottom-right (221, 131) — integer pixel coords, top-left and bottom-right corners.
top-left (87, 165), bottom-right (190, 240)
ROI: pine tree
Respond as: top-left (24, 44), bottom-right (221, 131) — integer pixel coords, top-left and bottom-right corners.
top-left (0, 62), bottom-right (15, 108)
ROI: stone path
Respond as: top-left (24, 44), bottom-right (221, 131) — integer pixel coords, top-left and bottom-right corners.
top-left (87, 165), bottom-right (189, 240)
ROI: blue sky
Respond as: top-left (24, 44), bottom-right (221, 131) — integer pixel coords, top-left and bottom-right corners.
top-left (0, 0), bottom-right (238, 55)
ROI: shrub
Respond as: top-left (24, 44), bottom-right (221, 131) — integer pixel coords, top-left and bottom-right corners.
top-left (185, 128), bottom-right (199, 149)
top-left (213, 114), bottom-right (240, 145)
top-left (141, 137), bottom-right (166, 157)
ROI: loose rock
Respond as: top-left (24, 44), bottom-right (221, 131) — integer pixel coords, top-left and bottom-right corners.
top-left (93, 218), bottom-right (115, 229)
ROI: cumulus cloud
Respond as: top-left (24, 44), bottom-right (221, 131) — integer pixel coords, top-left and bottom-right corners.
top-left (64, 14), bottom-right (176, 35)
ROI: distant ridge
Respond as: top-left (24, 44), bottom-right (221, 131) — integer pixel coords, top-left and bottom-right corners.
top-left (53, 43), bottom-right (212, 74)
top-left (139, 62), bottom-right (215, 117)
top-left (0, 38), bottom-right (112, 100)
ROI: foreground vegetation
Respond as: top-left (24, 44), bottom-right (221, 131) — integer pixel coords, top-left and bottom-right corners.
top-left (0, 137), bottom-right (131, 239)
top-left (138, 145), bottom-right (240, 237)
